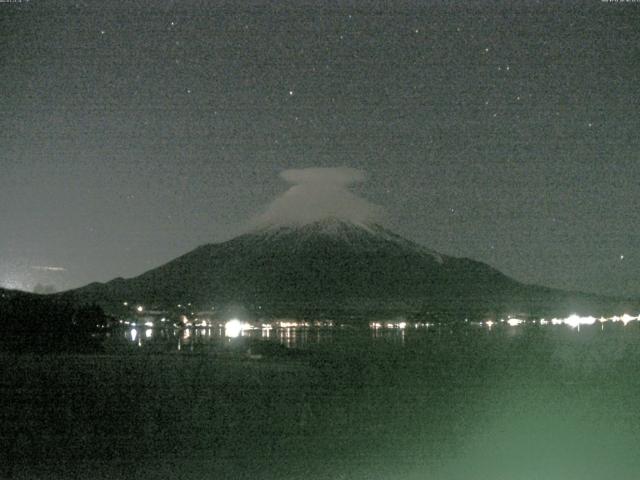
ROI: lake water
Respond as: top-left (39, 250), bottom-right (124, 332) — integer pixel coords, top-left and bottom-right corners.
top-left (3, 321), bottom-right (640, 479)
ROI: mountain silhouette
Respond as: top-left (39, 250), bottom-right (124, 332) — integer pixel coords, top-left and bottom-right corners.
top-left (63, 218), bottom-right (633, 320)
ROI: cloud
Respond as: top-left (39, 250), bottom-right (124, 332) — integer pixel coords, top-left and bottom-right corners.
top-left (31, 266), bottom-right (67, 272)
top-left (280, 167), bottom-right (365, 186)
top-left (252, 167), bottom-right (384, 227)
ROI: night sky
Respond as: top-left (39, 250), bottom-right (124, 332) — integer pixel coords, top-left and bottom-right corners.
top-left (2, 0), bottom-right (639, 297)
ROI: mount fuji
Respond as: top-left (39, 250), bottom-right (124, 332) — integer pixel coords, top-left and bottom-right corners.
top-left (63, 217), bottom-right (627, 321)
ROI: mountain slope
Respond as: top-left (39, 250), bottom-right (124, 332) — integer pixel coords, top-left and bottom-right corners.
top-left (64, 219), bottom-right (630, 319)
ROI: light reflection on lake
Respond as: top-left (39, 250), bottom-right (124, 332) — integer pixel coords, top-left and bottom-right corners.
top-left (122, 324), bottom-right (419, 351)
top-left (10, 315), bottom-right (640, 480)
top-left (119, 318), bottom-right (640, 353)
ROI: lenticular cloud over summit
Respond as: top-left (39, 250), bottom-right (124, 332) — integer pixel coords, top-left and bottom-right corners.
top-left (253, 167), bottom-right (384, 227)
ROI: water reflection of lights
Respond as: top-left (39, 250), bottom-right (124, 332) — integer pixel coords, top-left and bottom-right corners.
top-left (120, 311), bottom-right (640, 353)
top-left (261, 326), bottom-right (271, 338)
top-left (278, 328), bottom-right (297, 348)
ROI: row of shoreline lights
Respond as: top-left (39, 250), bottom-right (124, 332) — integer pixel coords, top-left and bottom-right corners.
top-left (129, 301), bottom-right (638, 331)
top-left (227, 313), bottom-right (640, 337)
top-left (370, 314), bottom-right (640, 330)
top-left (132, 311), bottom-right (640, 336)
top-left (223, 319), bottom-right (334, 338)
top-left (500, 313), bottom-right (639, 328)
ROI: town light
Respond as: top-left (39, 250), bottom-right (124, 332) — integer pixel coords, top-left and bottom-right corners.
top-left (225, 319), bottom-right (243, 338)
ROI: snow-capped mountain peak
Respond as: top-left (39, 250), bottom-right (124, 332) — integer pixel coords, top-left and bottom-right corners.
top-left (245, 217), bottom-right (444, 263)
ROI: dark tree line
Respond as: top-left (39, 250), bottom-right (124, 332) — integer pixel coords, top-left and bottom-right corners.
top-left (0, 293), bottom-right (110, 353)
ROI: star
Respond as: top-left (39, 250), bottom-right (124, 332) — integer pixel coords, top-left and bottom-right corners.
top-left (288, 90), bottom-right (294, 96)
top-left (620, 254), bottom-right (625, 260)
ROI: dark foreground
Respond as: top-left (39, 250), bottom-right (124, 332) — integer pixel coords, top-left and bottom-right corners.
top-left (2, 324), bottom-right (640, 480)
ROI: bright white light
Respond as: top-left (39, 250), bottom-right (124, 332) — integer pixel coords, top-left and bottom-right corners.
top-left (225, 319), bottom-right (243, 338)
top-left (145, 329), bottom-right (153, 338)
top-left (551, 318), bottom-right (563, 325)
top-left (564, 315), bottom-right (581, 329)
top-left (485, 320), bottom-right (494, 328)
top-left (507, 318), bottom-right (523, 326)
top-left (564, 314), bottom-right (597, 329)
top-left (398, 322), bottom-right (407, 329)
top-left (621, 313), bottom-right (636, 326)
top-left (131, 328), bottom-right (138, 342)
top-left (540, 319), bottom-right (548, 326)
top-left (144, 321), bottom-right (154, 327)
top-left (279, 321), bottom-right (299, 328)
top-left (136, 305), bottom-right (143, 313)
